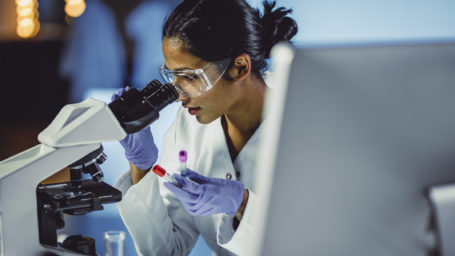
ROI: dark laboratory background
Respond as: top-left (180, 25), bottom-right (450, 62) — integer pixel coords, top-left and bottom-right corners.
top-left (0, 0), bottom-right (180, 160)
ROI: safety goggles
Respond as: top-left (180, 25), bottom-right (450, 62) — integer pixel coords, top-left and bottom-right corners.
top-left (159, 58), bottom-right (231, 97)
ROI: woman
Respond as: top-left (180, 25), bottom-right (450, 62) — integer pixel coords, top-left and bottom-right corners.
top-left (114, 0), bottom-right (298, 255)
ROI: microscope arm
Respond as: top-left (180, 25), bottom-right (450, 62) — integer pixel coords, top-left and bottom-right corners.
top-left (0, 98), bottom-right (125, 256)
top-left (0, 80), bottom-right (178, 255)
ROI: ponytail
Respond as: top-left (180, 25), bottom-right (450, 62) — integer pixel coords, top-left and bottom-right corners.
top-left (260, 1), bottom-right (298, 58)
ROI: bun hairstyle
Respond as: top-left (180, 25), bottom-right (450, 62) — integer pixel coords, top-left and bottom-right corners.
top-left (162, 0), bottom-right (298, 78)
top-left (260, 1), bottom-right (298, 58)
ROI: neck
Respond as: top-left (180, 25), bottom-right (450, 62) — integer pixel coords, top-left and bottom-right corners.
top-left (223, 74), bottom-right (266, 138)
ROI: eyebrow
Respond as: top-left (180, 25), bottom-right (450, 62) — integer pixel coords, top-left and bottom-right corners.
top-left (164, 61), bottom-right (209, 72)
top-left (164, 64), bottom-right (195, 72)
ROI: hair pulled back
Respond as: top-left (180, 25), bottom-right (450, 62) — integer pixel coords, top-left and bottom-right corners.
top-left (162, 0), bottom-right (298, 77)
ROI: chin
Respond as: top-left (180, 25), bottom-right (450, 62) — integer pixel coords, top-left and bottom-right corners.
top-left (195, 115), bottom-right (210, 124)
top-left (195, 114), bottom-right (216, 124)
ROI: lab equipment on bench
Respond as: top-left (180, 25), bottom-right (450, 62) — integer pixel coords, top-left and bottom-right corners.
top-left (0, 80), bottom-right (178, 255)
top-left (103, 230), bottom-right (126, 256)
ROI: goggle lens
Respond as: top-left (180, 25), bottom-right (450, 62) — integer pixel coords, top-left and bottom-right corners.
top-left (159, 59), bottom-right (230, 97)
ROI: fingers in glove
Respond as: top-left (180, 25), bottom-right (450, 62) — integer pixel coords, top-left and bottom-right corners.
top-left (183, 169), bottom-right (210, 184)
top-left (111, 86), bottom-right (131, 101)
top-left (193, 203), bottom-right (216, 216)
top-left (119, 133), bottom-right (133, 148)
top-left (181, 201), bottom-right (199, 215)
top-left (191, 194), bottom-right (215, 215)
top-left (173, 174), bottom-right (203, 194)
top-left (163, 182), bottom-right (200, 203)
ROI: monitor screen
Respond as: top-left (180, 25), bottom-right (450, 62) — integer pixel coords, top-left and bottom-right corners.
top-left (252, 42), bottom-right (455, 256)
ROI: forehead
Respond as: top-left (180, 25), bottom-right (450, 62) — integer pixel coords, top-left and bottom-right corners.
top-left (162, 37), bottom-right (207, 70)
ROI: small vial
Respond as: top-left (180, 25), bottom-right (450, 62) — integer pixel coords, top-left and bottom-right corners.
top-left (179, 150), bottom-right (188, 175)
top-left (152, 165), bottom-right (181, 186)
top-left (104, 230), bottom-right (125, 256)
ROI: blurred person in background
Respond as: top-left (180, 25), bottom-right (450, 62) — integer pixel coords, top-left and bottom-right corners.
top-left (60, 0), bottom-right (178, 102)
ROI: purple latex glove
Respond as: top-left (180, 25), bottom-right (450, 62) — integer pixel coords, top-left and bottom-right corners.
top-left (111, 87), bottom-right (158, 170)
top-left (163, 169), bottom-right (244, 216)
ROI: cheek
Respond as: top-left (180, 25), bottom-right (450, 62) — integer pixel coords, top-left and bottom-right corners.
top-left (200, 87), bottom-right (230, 111)
top-left (193, 80), bottom-right (235, 117)
top-left (199, 97), bottom-right (222, 115)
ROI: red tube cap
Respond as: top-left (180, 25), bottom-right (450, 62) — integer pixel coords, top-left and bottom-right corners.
top-left (152, 165), bottom-right (166, 177)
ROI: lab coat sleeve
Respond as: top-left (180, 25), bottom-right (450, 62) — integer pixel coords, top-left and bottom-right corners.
top-left (113, 170), bottom-right (133, 195)
top-left (117, 113), bottom-right (199, 256)
top-left (216, 190), bottom-right (258, 255)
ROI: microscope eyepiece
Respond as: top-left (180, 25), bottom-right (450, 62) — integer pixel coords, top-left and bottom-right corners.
top-left (108, 80), bottom-right (179, 133)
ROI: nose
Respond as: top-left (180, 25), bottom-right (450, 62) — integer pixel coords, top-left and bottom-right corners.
top-left (177, 94), bottom-right (191, 107)
top-left (173, 84), bottom-right (189, 103)
top-left (169, 79), bottom-right (185, 101)
top-left (176, 91), bottom-right (189, 102)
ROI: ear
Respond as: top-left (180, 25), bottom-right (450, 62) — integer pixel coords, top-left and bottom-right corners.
top-left (227, 53), bottom-right (251, 81)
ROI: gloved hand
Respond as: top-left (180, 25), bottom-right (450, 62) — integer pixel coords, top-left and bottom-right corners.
top-left (111, 87), bottom-right (158, 170)
top-left (163, 169), bottom-right (245, 216)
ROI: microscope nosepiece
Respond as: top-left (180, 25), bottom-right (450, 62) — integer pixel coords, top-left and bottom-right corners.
top-left (69, 146), bottom-right (106, 183)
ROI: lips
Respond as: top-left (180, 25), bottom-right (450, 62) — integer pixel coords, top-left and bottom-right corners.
top-left (188, 107), bottom-right (200, 115)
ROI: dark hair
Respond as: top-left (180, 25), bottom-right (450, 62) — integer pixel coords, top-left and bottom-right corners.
top-left (162, 0), bottom-right (298, 78)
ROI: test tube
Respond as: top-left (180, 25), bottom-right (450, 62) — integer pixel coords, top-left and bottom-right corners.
top-left (152, 165), bottom-right (181, 186)
top-left (104, 230), bottom-right (125, 256)
top-left (179, 150), bottom-right (187, 175)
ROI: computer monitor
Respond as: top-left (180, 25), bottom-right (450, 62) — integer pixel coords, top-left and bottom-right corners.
top-left (252, 42), bottom-right (455, 256)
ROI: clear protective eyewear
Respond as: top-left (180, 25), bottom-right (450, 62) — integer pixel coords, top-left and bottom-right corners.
top-left (159, 58), bottom-right (231, 97)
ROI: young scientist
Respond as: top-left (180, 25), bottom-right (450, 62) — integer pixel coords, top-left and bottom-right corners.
top-left (114, 0), bottom-right (298, 255)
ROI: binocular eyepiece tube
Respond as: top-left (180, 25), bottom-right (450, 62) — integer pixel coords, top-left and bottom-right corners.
top-left (108, 80), bottom-right (179, 134)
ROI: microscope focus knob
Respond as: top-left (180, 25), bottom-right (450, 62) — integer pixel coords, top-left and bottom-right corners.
top-left (96, 152), bottom-right (107, 164)
top-left (62, 235), bottom-right (96, 255)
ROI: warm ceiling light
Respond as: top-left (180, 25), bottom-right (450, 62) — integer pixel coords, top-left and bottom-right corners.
top-left (31, 20), bottom-right (41, 37)
top-left (67, 0), bottom-right (83, 5)
top-left (16, 0), bottom-right (34, 7)
top-left (17, 6), bottom-right (34, 17)
top-left (17, 18), bottom-right (36, 38)
top-left (15, 0), bottom-right (39, 39)
top-left (65, 0), bottom-right (86, 18)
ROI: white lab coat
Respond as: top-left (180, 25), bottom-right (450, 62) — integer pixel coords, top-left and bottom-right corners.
top-left (116, 106), bottom-right (263, 256)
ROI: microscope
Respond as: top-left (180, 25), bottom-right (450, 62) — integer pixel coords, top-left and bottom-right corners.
top-left (0, 80), bottom-right (178, 255)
